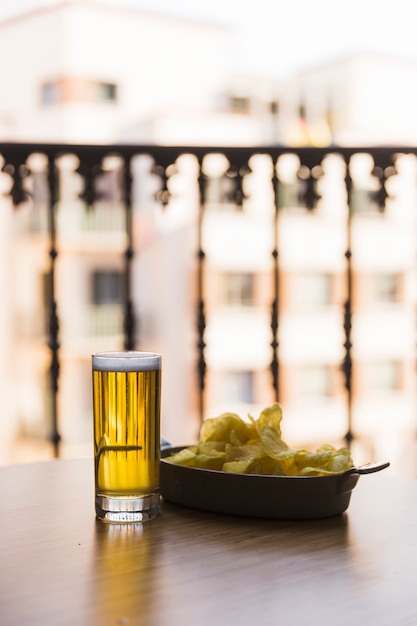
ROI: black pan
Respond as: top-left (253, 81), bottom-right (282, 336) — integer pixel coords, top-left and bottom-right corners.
top-left (160, 446), bottom-right (389, 520)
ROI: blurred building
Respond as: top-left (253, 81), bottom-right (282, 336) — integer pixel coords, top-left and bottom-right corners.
top-left (0, 0), bottom-right (416, 476)
top-left (295, 52), bottom-right (417, 146)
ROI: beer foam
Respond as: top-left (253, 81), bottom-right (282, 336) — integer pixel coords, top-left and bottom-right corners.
top-left (92, 351), bottom-right (161, 372)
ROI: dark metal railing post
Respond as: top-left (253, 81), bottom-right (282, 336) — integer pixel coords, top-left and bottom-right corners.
top-left (122, 155), bottom-right (136, 350)
top-left (342, 157), bottom-right (354, 447)
top-left (196, 157), bottom-right (207, 423)
top-left (46, 154), bottom-right (61, 456)
top-left (270, 156), bottom-right (280, 400)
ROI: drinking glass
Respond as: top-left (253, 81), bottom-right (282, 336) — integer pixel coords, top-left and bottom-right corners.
top-left (92, 351), bottom-right (162, 522)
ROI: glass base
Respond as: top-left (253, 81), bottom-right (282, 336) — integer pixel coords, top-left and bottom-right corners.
top-left (95, 493), bottom-right (160, 523)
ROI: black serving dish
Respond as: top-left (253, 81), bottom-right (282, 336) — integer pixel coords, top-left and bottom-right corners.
top-left (160, 446), bottom-right (389, 520)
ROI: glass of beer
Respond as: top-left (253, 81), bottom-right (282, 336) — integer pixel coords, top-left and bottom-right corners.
top-left (92, 351), bottom-right (162, 523)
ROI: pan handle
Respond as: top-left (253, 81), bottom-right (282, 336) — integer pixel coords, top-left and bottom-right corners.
top-left (344, 460), bottom-right (390, 476)
top-left (338, 460), bottom-right (390, 495)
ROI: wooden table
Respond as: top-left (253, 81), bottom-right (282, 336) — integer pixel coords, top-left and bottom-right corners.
top-left (1, 458), bottom-right (416, 626)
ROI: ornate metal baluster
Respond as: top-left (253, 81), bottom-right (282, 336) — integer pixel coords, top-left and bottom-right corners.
top-left (223, 161), bottom-right (250, 207)
top-left (77, 156), bottom-right (102, 206)
top-left (122, 155), bottom-right (135, 350)
top-left (271, 156), bottom-right (280, 400)
top-left (342, 156), bottom-right (354, 447)
top-left (1, 158), bottom-right (30, 205)
top-left (296, 157), bottom-right (323, 211)
top-left (153, 162), bottom-right (172, 208)
top-left (46, 153), bottom-right (61, 456)
top-left (369, 151), bottom-right (397, 213)
top-left (196, 156), bottom-right (207, 422)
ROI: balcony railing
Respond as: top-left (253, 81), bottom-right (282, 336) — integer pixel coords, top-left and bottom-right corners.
top-left (1, 141), bottom-right (416, 472)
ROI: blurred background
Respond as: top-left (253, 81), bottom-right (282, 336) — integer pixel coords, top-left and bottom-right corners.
top-left (1, 0), bottom-right (417, 476)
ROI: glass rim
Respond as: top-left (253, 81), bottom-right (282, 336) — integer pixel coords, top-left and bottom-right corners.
top-left (92, 351), bottom-right (161, 372)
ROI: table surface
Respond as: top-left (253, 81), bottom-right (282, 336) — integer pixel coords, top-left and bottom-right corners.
top-left (1, 458), bottom-right (416, 626)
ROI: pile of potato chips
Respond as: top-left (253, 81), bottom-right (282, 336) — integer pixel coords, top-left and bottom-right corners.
top-left (165, 403), bottom-right (354, 476)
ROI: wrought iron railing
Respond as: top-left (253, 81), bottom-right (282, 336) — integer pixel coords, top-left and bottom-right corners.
top-left (0, 142), bottom-right (414, 458)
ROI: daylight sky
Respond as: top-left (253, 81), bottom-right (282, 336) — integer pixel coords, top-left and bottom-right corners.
top-left (1, 0), bottom-right (417, 78)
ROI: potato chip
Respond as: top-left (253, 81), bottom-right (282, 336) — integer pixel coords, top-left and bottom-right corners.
top-left (198, 441), bottom-right (226, 454)
top-left (200, 412), bottom-right (257, 445)
top-left (191, 450), bottom-right (226, 470)
top-left (165, 404), bottom-right (354, 477)
top-left (245, 455), bottom-right (284, 476)
top-left (294, 449), bottom-right (334, 470)
top-left (225, 442), bottom-right (263, 462)
top-left (165, 447), bottom-right (198, 466)
top-left (223, 460), bottom-right (253, 474)
top-left (254, 403), bottom-right (289, 457)
top-left (326, 448), bottom-right (353, 473)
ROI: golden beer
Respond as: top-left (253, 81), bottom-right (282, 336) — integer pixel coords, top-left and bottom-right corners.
top-left (92, 351), bottom-right (161, 522)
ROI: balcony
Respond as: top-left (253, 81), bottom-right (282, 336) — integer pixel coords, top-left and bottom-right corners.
top-left (1, 141), bottom-right (417, 476)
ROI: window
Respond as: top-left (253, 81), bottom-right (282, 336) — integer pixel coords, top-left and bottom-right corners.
top-left (269, 100), bottom-right (280, 115)
top-left (290, 273), bottom-right (332, 309)
top-left (229, 95), bottom-right (251, 113)
top-left (297, 365), bottom-right (333, 398)
top-left (32, 171), bottom-right (49, 204)
top-left (350, 187), bottom-right (381, 214)
top-left (222, 272), bottom-right (255, 306)
top-left (205, 174), bottom-right (239, 207)
top-left (41, 81), bottom-right (61, 105)
top-left (91, 270), bottom-right (124, 305)
top-left (373, 273), bottom-right (401, 303)
top-left (369, 361), bottom-right (401, 392)
top-left (277, 181), bottom-right (299, 209)
top-left (220, 371), bottom-right (255, 404)
top-left (95, 170), bottom-right (120, 202)
top-left (96, 82), bottom-right (117, 102)
top-left (40, 78), bottom-right (118, 105)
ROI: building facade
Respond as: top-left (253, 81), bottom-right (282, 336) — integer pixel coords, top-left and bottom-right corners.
top-left (0, 1), bottom-right (416, 476)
